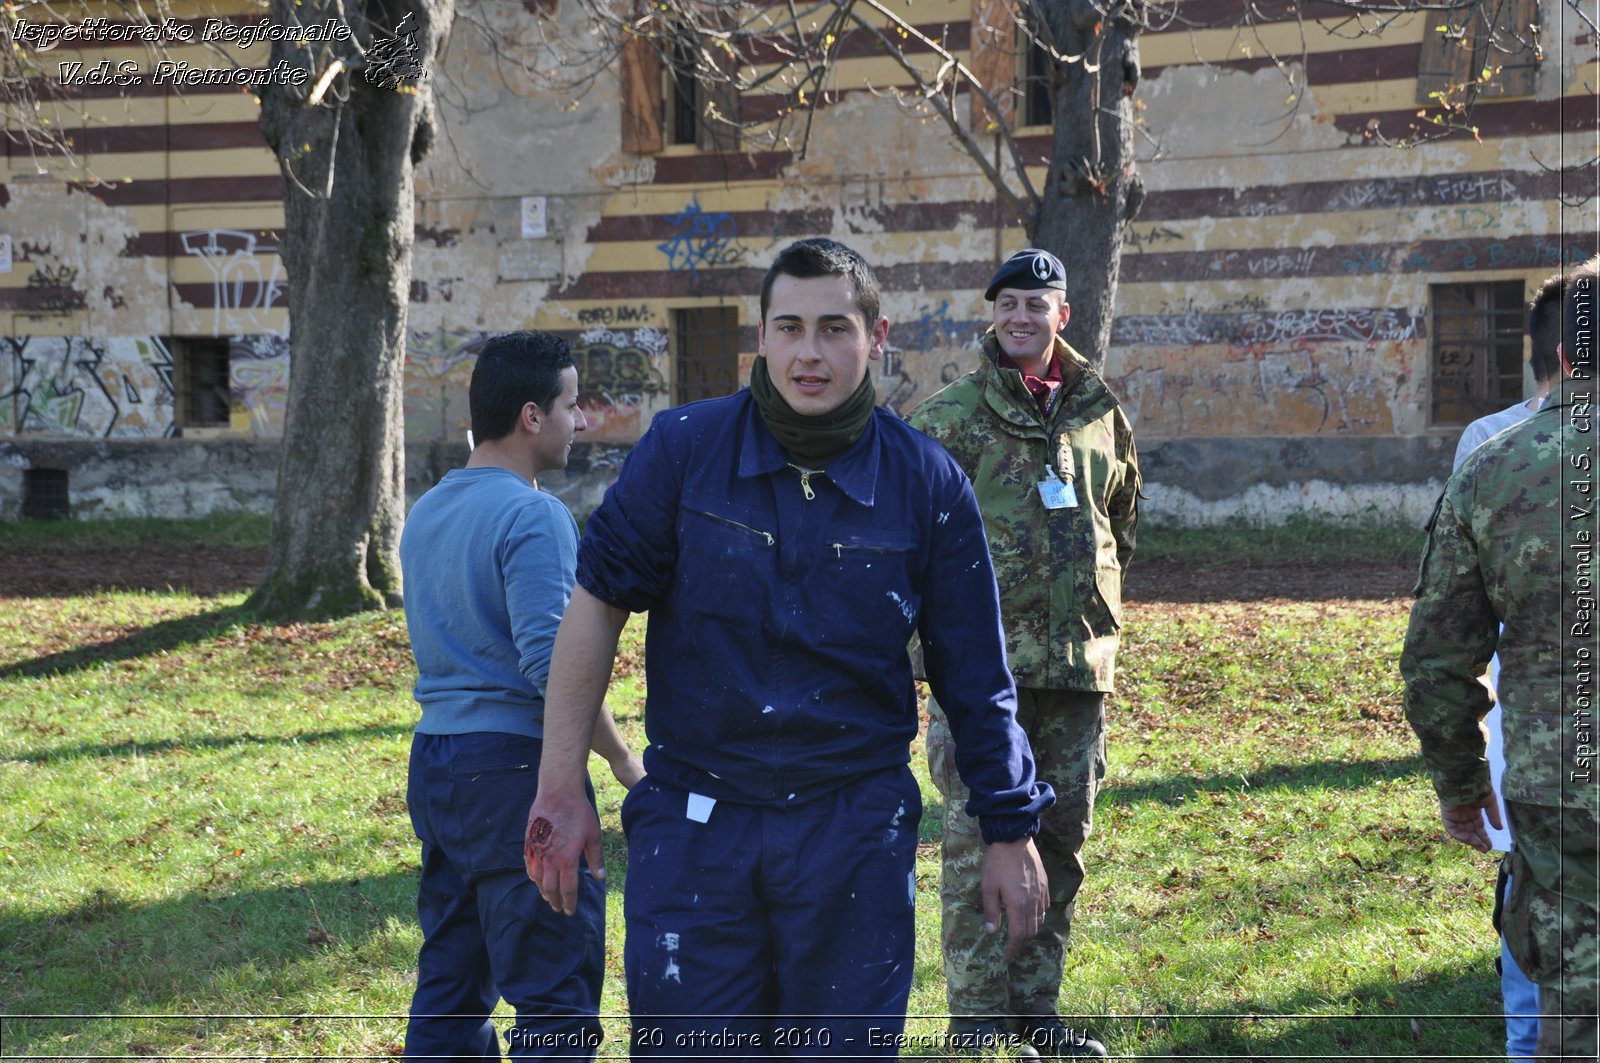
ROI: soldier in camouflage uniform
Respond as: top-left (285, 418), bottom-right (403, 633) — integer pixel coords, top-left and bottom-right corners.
top-left (1401, 255), bottom-right (1599, 1061)
top-left (910, 250), bottom-right (1139, 1059)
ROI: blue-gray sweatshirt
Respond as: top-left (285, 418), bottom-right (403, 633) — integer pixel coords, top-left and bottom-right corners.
top-left (400, 466), bottom-right (578, 738)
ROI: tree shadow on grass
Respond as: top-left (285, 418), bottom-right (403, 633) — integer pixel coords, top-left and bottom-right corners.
top-left (0, 871), bottom-right (421, 1053)
top-left (2, 822), bottom-right (634, 1058)
top-left (0, 604), bottom-right (255, 680)
top-left (1088, 963), bottom-right (1505, 1059)
top-left (10, 721), bottom-right (415, 765)
top-left (1102, 756), bottom-right (1424, 809)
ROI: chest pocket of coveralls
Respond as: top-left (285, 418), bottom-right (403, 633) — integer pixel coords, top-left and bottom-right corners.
top-left (816, 528), bottom-right (919, 649)
top-left (679, 492), bottom-right (777, 624)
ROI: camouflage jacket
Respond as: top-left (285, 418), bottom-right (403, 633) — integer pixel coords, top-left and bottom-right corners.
top-left (909, 330), bottom-right (1140, 692)
top-left (1401, 376), bottom-right (1599, 812)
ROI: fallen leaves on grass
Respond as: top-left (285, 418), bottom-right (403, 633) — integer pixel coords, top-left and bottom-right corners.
top-left (198, 616), bottom-right (415, 691)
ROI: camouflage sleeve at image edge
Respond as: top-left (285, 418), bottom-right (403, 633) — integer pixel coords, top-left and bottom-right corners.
top-left (1400, 488), bottom-right (1498, 808)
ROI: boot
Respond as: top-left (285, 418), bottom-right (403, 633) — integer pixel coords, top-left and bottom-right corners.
top-left (1020, 1016), bottom-right (1107, 1059)
top-left (946, 1018), bottom-right (1041, 1060)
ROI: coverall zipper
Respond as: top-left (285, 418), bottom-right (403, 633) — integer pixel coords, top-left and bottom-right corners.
top-left (703, 510), bottom-right (775, 546)
top-left (788, 463), bottom-right (819, 501)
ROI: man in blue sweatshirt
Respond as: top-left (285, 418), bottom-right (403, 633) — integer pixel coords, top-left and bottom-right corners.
top-left (400, 331), bottom-right (643, 1061)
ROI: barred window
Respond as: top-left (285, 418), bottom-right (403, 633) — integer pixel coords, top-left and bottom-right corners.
top-left (172, 337), bottom-right (232, 428)
top-left (618, 29), bottom-right (740, 154)
top-left (667, 37), bottom-right (702, 146)
top-left (1022, 35), bottom-right (1053, 127)
top-left (1429, 281), bottom-right (1527, 426)
top-left (22, 467), bottom-right (70, 520)
top-left (672, 306), bottom-right (741, 406)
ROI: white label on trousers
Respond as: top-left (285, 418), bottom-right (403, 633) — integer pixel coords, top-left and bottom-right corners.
top-left (686, 792), bottom-right (716, 824)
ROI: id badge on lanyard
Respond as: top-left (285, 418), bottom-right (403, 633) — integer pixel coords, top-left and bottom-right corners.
top-left (1038, 438), bottom-right (1078, 509)
top-left (1037, 468), bottom-right (1078, 510)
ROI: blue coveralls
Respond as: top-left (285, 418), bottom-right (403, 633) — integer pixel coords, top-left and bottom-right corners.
top-left (577, 392), bottom-right (1053, 1058)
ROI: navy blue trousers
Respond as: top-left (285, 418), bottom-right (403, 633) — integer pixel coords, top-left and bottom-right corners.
top-left (621, 767), bottom-right (921, 1060)
top-left (405, 732), bottom-right (605, 1061)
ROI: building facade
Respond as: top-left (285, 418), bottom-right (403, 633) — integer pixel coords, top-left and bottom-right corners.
top-left (1, 0), bottom-right (1594, 522)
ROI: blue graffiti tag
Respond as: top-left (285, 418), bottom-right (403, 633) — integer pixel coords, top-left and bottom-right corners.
top-left (899, 299), bottom-right (979, 353)
top-left (658, 195), bottom-right (743, 276)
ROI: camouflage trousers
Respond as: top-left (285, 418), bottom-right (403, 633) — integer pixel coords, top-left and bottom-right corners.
top-left (927, 688), bottom-right (1106, 1017)
top-left (1503, 801), bottom-right (1599, 1061)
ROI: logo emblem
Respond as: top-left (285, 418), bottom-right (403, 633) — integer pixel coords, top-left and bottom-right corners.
top-left (365, 11), bottom-right (427, 89)
top-left (1032, 252), bottom-right (1054, 281)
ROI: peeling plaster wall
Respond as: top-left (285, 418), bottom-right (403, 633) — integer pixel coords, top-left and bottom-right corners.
top-left (0, 439), bottom-right (280, 520)
top-left (0, 437), bottom-right (625, 523)
top-left (402, 1), bottom-right (655, 445)
top-left (1139, 63), bottom-right (1352, 160)
top-left (1102, 0), bottom-right (1597, 523)
top-left (2, 1), bottom-right (1595, 525)
top-left (1138, 434), bottom-right (1455, 526)
top-left (3, 178), bottom-right (169, 338)
top-left (1113, 340), bottom-right (1424, 438)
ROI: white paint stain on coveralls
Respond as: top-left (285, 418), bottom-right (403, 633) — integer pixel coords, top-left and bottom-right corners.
top-left (659, 932), bottom-right (682, 984)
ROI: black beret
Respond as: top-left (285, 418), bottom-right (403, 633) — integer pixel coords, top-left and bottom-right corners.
top-left (984, 248), bottom-right (1067, 301)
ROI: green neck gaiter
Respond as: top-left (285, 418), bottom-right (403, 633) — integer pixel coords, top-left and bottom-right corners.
top-left (749, 356), bottom-right (877, 467)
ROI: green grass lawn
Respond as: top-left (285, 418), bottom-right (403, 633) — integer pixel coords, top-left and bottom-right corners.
top-left (0, 511), bottom-right (1424, 566)
top-left (0, 513), bottom-right (272, 553)
top-left (0, 565), bottom-right (1507, 1058)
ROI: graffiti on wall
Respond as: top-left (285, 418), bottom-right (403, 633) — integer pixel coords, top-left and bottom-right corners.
top-left (1, 336), bottom-right (175, 437)
top-left (1208, 248), bottom-right (1322, 279)
top-left (405, 330), bottom-right (488, 443)
top-left (1328, 173), bottom-right (1519, 213)
top-left (575, 304), bottom-right (654, 327)
top-left (1123, 225), bottom-right (1185, 253)
top-left (25, 264), bottom-right (87, 314)
top-left (1114, 308), bottom-right (1425, 348)
top-left (228, 334), bottom-right (291, 438)
top-left (223, 330), bottom-right (501, 444)
top-left (1110, 341), bottom-right (1421, 437)
top-left (179, 229), bottom-right (287, 340)
top-left (574, 326), bottom-right (668, 441)
top-left (658, 196), bottom-right (743, 277)
top-left (880, 300), bottom-right (986, 414)
top-left (174, 228), bottom-right (289, 437)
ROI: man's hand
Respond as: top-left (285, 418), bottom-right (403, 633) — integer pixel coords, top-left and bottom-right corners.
top-left (980, 837), bottom-right (1048, 962)
top-left (608, 751), bottom-right (646, 791)
top-left (525, 785), bottom-right (605, 915)
top-left (1439, 796), bottom-right (1503, 853)
top-left (589, 701), bottom-right (643, 791)
top-left (529, 590), bottom-right (629, 913)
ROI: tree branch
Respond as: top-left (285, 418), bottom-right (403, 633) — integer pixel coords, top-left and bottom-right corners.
top-left (844, 0), bottom-right (1040, 224)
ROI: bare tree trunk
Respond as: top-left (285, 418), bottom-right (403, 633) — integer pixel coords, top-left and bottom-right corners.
top-left (1031, 0), bottom-right (1145, 367)
top-left (250, 0), bottom-right (450, 620)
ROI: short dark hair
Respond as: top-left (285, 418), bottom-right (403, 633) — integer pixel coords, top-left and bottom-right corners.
top-left (759, 238), bottom-right (882, 327)
top-left (1525, 270), bottom-right (1567, 384)
top-left (469, 331), bottom-right (575, 444)
top-left (1563, 255), bottom-right (1600, 382)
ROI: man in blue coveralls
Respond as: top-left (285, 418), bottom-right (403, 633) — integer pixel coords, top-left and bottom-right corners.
top-left (401, 331), bottom-right (643, 1060)
top-left (524, 239), bottom-right (1055, 1057)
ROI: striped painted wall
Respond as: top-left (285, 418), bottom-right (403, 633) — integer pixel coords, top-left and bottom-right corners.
top-left (1, 0), bottom-right (287, 440)
top-left (2, 0), bottom-right (1595, 521)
